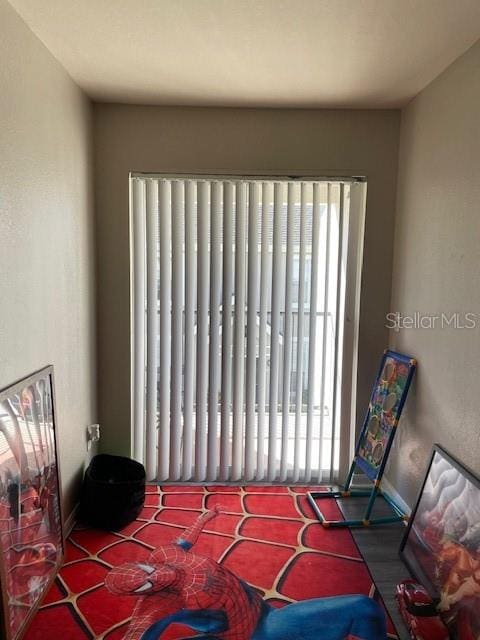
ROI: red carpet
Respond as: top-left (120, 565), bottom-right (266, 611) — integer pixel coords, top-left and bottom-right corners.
top-left (25, 486), bottom-right (398, 639)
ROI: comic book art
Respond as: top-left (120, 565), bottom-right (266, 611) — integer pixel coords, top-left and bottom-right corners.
top-left (105, 507), bottom-right (387, 640)
top-left (400, 446), bottom-right (480, 640)
top-left (356, 351), bottom-right (416, 480)
top-left (0, 367), bottom-right (63, 640)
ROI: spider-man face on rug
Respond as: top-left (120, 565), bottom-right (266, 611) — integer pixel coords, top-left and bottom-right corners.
top-left (106, 561), bottom-right (178, 595)
top-left (105, 507), bottom-right (387, 640)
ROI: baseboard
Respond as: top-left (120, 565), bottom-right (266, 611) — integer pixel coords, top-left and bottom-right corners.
top-left (380, 477), bottom-right (411, 519)
top-left (63, 503), bottom-right (79, 537)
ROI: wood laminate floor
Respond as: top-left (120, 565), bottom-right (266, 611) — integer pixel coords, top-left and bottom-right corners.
top-left (336, 494), bottom-right (413, 640)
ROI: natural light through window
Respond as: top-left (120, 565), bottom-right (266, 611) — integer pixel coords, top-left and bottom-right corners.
top-left (131, 176), bottom-right (366, 484)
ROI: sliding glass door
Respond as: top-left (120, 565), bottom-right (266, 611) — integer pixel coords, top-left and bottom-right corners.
top-left (131, 175), bottom-right (366, 483)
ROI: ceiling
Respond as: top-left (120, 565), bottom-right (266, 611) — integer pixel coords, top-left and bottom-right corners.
top-left (9, 0), bottom-right (480, 109)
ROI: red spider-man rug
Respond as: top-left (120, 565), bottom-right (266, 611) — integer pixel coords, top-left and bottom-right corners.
top-left (25, 486), bottom-right (398, 640)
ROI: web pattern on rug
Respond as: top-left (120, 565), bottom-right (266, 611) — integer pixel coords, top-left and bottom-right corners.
top-left (24, 486), bottom-right (398, 640)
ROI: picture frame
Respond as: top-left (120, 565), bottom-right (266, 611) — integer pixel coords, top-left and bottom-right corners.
top-left (400, 444), bottom-right (480, 639)
top-left (0, 366), bottom-right (64, 640)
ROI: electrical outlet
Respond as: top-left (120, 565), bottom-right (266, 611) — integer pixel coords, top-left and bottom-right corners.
top-left (87, 424), bottom-right (100, 450)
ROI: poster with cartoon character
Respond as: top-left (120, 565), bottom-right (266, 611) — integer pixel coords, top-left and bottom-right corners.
top-left (356, 351), bottom-right (416, 481)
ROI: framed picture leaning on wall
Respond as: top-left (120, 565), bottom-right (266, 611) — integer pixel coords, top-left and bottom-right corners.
top-left (0, 366), bottom-right (64, 640)
top-left (400, 444), bottom-right (480, 639)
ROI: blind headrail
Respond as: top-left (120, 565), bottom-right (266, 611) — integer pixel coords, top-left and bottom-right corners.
top-left (131, 172), bottom-right (366, 184)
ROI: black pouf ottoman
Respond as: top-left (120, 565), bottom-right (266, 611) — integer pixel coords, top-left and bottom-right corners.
top-left (80, 454), bottom-right (146, 530)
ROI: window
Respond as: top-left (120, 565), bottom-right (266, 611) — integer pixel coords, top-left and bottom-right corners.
top-left (131, 175), bottom-right (366, 482)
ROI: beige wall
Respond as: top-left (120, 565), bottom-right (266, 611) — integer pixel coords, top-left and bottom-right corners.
top-left (0, 0), bottom-right (96, 519)
top-left (94, 104), bottom-right (400, 457)
top-left (3, 0), bottom-right (478, 518)
top-left (387, 40), bottom-right (480, 507)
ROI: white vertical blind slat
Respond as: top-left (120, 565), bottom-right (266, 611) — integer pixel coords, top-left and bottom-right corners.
top-left (338, 183), bottom-right (363, 481)
top-left (170, 180), bottom-right (184, 480)
top-left (318, 183), bottom-right (332, 482)
top-left (145, 179), bottom-right (158, 478)
top-left (267, 182), bottom-right (283, 481)
top-left (195, 181), bottom-right (209, 481)
top-left (232, 182), bottom-right (247, 480)
top-left (207, 182), bottom-right (222, 480)
top-left (329, 184), bottom-right (345, 482)
top-left (256, 183), bottom-right (270, 480)
top-left (280, 183), bottom-right (295, 481)
top-left (182, 180), bottom-right (195, 480)
top-left (220, 182), bottom-right (234, 480)
top-left (132, 178), bottom-right (146, 465)
top-left (305, 182), bottom-right (320, 482)
top-left (293, 183), bottom-right (307, 482)
top-left (157, 179), bottom-right (172, 480)
top-left (245, 182), bottom-right (259, 480)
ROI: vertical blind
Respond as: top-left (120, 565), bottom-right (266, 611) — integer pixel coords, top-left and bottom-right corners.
top-left (131, 175), bottom-right (364, 483)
